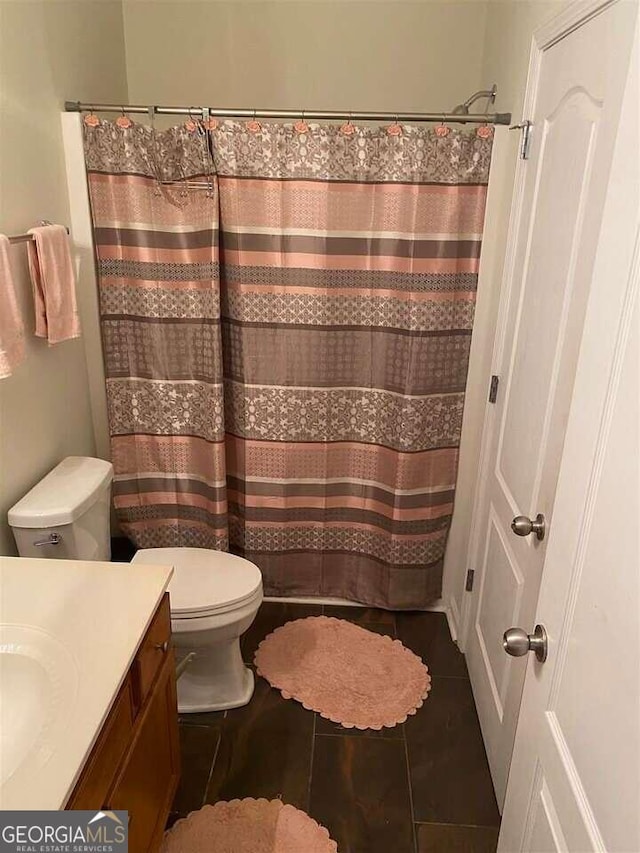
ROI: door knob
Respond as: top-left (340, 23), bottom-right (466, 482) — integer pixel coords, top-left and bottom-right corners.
top-left (511, 513), bottom-right (545, 540)
top-left (503, 624), bottom-right (548, 662)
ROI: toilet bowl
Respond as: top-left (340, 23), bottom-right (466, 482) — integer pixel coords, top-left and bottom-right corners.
top-left (132, 547), bottom-right (263, 713)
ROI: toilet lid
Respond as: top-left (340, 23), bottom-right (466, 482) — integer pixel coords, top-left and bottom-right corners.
top-left (132, 548), bottom-right (262, 617)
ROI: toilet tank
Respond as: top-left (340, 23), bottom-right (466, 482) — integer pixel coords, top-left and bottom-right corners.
top-left (8, 457), bottom-right (114, 561)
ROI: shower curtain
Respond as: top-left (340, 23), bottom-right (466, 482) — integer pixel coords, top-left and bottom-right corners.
top-left (83, 122), bottom-right (230, 552)
top-left (83, 118), bottom-right (493, 608)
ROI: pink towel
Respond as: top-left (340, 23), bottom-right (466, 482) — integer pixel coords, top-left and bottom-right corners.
top-left (27, 224), bottom-right (80, 344)
top-left (0, 234), bottom-right (25, 378)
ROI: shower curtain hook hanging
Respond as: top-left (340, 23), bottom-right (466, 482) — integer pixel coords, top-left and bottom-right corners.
top-left (387, 114), bottom-right (402, 137)
top-left (435, 119), bottom-right (450, 138)
top-left (185, 106), bottom-right (199, 133)
top-left (202, 106), bottom-right (218, 132)
top-left (340, 111), bottom-right (356, 136)
top-left (116, 105), bottom-right (132, 129)
top-left (246, 109), bottom-right (261, 133)
top-left (199, 108), bottom-right (216, 198)
top-left (147, 105), bottom-right (163, 197)
top-left (476, 85), bottom-right (497, 139)
top-left (295, 109), bottom-right (309, 134)
top-left (84, 105), bottom-right (99, 128)
top-left (476, 121), bottom-right (494, 139)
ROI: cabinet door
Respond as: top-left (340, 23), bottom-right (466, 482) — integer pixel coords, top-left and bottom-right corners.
top-left (108, 654), bottom-right (180, 853)
top-left (132, 594), bottom-right (172, 715)
top-left (67, 677), bottom-right (134, 809)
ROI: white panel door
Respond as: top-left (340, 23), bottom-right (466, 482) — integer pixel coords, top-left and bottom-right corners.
top-left (499, 17), bottom-right (639, 846)
top-left (463, 0), bottom-right (638, 806)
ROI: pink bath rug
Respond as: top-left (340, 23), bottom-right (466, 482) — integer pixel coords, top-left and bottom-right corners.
top-left (161, 799), bottom-right (337, 853)
top-left (254, 616), bottom-right (431, 729)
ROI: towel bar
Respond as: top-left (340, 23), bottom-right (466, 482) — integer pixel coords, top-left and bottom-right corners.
top-left (7, 222), bottom-right (70, 245)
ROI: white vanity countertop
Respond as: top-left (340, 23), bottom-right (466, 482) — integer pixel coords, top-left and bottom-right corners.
top-left (0, 555), bottom-right (173, 811)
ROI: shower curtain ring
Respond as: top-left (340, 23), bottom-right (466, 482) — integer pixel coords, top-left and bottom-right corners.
top-left (84, 105), bottom-right (99, 128)
top-left (387, 114), bottom-right (402, 136)
top-left (246, 109), bottom-right (261, 133)
top-left (295, 109), bottom-right (309, 134)
top-left (341, 112), bottom-right (356, 136)
top-left (116, 105), bottom-right (132, 129)
top-left (476, 121), bottom-right (494, 139)
top-left (185, 107), bottom-right (199, 133)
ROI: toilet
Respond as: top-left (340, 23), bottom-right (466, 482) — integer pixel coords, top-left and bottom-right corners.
top-left (132, 548), bottom-right (263, 713)
top-left (8, 456), bottom-right (114, 560)
top-left (8, 455), bottom-right (263, 715)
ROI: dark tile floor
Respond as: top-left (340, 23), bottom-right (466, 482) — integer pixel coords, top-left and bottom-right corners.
top-left (167, 601), bottom-right (500, 853)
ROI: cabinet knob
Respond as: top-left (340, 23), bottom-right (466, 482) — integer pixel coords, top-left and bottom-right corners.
top-left (154, 641), bottom-right (168, 653)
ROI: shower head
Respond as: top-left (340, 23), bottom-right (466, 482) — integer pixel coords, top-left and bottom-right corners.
top-left (452, 84), bottom-right (498, 116)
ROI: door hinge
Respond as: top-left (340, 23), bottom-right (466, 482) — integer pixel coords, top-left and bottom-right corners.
top-left (465, 569), bottom-right (475, 592)
top-left (489, 374), bottom-right (499, 404)
top-left (509, 120), bottom-right (533, 160)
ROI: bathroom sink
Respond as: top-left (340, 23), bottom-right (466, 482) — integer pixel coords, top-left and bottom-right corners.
top-left (0, 625), bottom-right (78, 786)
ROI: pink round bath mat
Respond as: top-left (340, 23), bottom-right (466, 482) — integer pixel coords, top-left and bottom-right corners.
top-left (161, 799), bottom-right (337, 853)
top-left (254, 616), bottom-right (431, 729)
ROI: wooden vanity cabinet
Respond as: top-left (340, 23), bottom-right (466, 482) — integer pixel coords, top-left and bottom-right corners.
top-left (67, 594), bottom-right (180, 853)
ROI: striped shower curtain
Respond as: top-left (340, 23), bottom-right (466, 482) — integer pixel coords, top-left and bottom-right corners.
top-left (83, 122), bottom-right (230, 552)
top-left (83, 118), bottom-right (492, 608)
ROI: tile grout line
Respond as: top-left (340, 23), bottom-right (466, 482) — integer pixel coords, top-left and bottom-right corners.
top-left (314, 731), bottom-right (405, 741)
top-left (201, 710), bottom-right (226, 808)
top-left (403, 724), bottom-right (418, 853)
top-left (414, 819), bottom-right (502, 831)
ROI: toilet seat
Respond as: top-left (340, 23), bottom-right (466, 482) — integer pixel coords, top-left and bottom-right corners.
top-left (132, 547), bottom-right (262, 619)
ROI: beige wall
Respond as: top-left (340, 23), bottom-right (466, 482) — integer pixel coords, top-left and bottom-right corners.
top-left (123, 0), bottom-right (490, 111)
top-left (482, 0), bottom-right (561, 115)
top-left (443, 0), bottom-right (573, 632)
top-left (0, 1), bottom-right (128, 554)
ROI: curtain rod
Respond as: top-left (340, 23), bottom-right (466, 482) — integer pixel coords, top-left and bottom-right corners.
top-left (64, 101), bottom-right (512, 126)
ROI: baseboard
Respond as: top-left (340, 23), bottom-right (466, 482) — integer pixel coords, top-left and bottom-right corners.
top-left (446, 596), bottom-right (461, 645)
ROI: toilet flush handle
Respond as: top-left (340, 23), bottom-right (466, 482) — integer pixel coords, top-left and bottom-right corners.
top-left (33, 532), bottom-right (63, 547)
